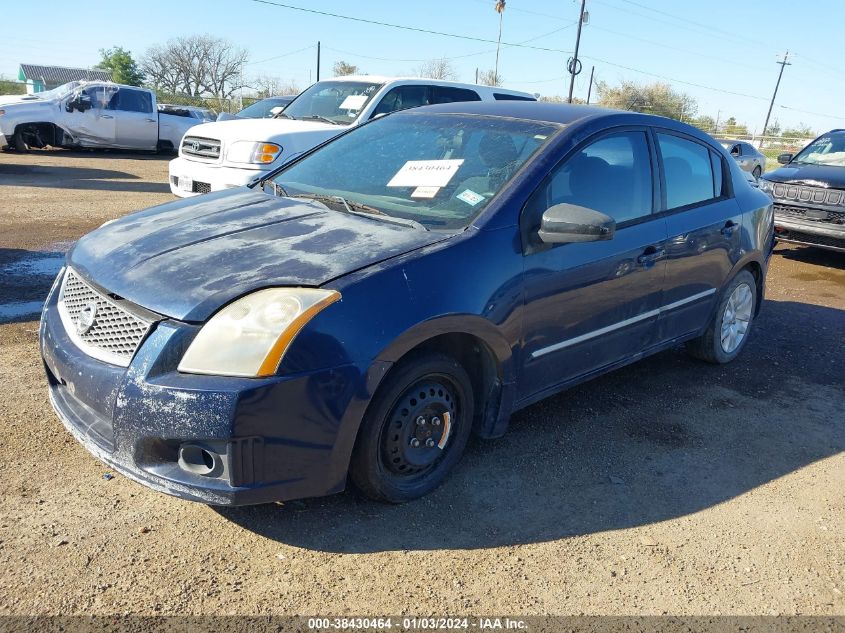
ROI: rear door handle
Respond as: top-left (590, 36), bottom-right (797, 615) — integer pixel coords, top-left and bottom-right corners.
top-left (721, 220), bottom-right (738, 236)
top-left (101, 114), bottom-right (114, 119)
top-left (637, 247), bottom-right (666, 267)
top-left (145, 118), bottom-right (156, 123)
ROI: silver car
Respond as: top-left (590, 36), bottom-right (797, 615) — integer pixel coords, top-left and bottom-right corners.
top-left (718, 140), bottom-right (766, 179)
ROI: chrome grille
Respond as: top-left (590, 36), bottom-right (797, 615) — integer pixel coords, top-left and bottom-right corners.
top-left (772, 183), bottom-right (845, 207)
top-left (181, 135), bottom-right (221, 160)
top-left (58, 269), bottom-right (153, 367)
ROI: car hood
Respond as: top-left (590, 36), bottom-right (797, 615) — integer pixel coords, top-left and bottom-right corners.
top-left (763, 163), bottom-right (845, 189)
top-left (68, 188), bottom-right (451, 321)
top-left (0, 93), bottom-right (48, 107)
top-left (186, 117), bottom-right (344, 143)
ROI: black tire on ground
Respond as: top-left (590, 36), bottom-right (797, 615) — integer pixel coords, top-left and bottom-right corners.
top-left (349, 352), bottom-right (474, 503)
top-left (13, 129), bottom-right (28, 152)
top-left (156, 140), bottom-right (174, 154)
top-left (752, 165), bottom-right (762, 179)
top-left (687, 270), bottom-right (757, 364)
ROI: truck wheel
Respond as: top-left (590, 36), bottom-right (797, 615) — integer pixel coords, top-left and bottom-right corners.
top-left (13, 129), bottom-right (29, 152)
top-left (687, 270), bottom-right (757, 364)
top-left (349, 352), bottom-right (474, 503)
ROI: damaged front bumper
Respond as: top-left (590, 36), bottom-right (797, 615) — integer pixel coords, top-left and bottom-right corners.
top-left (39, 275), bottom-right (367, 506)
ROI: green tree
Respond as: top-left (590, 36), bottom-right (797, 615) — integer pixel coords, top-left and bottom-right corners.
top-left (96, 46), bottom-right (144, 86)
top-left (781, 123), bottom-right (815, 139)
top-left (691, 115), bottom-right (716, 133)
top-left (596, 80), bottom-right (697, 121)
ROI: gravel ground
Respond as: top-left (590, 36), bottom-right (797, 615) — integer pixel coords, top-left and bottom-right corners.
top-left (0, 150), bottom-right (843, 617)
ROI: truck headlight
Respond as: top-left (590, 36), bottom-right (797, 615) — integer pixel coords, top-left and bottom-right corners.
top-left (178, 288), bottom-right (340, 377)
top-left (226, 141), bottom-right (282, 165)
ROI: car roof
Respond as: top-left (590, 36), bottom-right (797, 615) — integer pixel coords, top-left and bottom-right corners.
top-left (396, 100), bottom-right (622, 125)
top-left (322, 75), bottom-right (534, 99)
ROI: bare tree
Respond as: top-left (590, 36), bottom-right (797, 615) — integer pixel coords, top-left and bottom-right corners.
top-left (251, 75), bottom-right (300, 98)
top-left (142, 35), bottom-right (248, 99)
top-left (478, 69), bottom-right (503, 87)
top-left (333, 61), bottom-right (360, 77)
top-left (415, 58), bottom-right (458, 81)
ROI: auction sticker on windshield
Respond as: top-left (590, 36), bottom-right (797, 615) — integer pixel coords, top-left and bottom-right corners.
top-left (339, 94), bottom-right (368, 110)
top-left (456, 189), bottom-right (484, 206)
top-left (387, 159), bottom-right (464, 188)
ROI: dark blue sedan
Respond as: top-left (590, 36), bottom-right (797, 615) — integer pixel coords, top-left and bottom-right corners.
top-left (40, 102), bottom-right (774, 504)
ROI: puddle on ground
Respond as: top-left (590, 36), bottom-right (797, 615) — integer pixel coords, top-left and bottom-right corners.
top-left (0, 241), bottom-right (72, 324)
top-left (0, 300), bottom-right (45, 322)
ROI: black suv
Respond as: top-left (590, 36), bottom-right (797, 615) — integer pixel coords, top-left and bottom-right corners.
top-left (759, 129), bottom-right (845, 253)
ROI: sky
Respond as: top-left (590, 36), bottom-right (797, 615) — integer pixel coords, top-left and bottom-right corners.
top-left (2, 0), bottom-right (843, 134)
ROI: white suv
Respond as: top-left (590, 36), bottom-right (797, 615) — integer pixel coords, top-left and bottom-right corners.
top-left (168, 76), bottom-right (535, 197)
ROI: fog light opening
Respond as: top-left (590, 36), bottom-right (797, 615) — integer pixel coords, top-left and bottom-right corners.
top-left (178, 444), bottom-right (222, 477)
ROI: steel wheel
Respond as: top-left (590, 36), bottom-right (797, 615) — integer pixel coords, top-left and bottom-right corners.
top-left (349, 352), bottom-right (474, 503)
top-left (380, 378), bottom-right (459, 477)
top-left (720, 282), bottom-right (753, 354)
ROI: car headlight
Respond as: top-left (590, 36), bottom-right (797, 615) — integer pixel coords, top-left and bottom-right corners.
top-left (757, 178), bottom-right (774, 194)
top-left (226, 141), bottom-right (282, 165)
top-left (178, 288), bottom-right (340, 377)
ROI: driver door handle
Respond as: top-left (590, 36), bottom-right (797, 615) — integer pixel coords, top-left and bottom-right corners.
top-left (101, 114), bottom-right (114, 119)
top-left (145, 118), bottom-right (156, 123)
top-left (637, 246), bottom-right (666, 267)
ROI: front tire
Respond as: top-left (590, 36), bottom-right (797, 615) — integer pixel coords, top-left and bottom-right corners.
top-left (349, 352), bottom-right (474, 503)
top-left (687, 270), bottom-right (757, 364)
top-left (13, 129), bottom-right (29, 152)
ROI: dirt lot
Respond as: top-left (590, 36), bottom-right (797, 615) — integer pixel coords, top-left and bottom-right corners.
top-left (0, 150), bottom-right (843, 617)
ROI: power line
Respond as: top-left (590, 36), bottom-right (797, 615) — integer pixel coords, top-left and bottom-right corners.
top-left (247, 43), bottom-right (316, 66)
top-left (248, 0), bottom-right (571, 54)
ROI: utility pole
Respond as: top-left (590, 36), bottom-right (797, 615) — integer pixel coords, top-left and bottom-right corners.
top-left (475, 67), bottom-right (479, 84)
top-left (761, 51), bottom-right (790, 144)
top-left (316, 41), bottom-right (321, 82)
top-left (567, 0), bottom-right (587, 103)
top-left (586, 65), bottom-right (595, 104)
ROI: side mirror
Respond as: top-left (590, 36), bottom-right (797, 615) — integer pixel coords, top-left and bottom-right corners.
top-left (777, 153), bottom-right (793, 164)
top-left (538, 203), bottom-right (615, 244)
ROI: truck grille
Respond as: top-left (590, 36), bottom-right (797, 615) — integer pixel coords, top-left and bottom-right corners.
top-left (773, 203), bottom-right (845, 224)
top-left (58, 269), bottom-right (155, 367)
top-left (772, 183), bottom-right (845, 207)
top-left (181, 135), bottom-right (221, 160)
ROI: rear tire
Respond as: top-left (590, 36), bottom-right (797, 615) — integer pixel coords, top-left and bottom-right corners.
top-left (13, 129), bottom-right (28, 152)
top-left (687, 270), bottom-right (756, 364)
top-left (349, 352), bottom-right (474, 503)
top-left (752, 165), bottom-right (762, 179)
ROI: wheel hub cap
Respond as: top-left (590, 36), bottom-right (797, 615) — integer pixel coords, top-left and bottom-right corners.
top-left (720, 282), bottom-right (753, 354)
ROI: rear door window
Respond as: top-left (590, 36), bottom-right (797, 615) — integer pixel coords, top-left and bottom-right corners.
top-left (493, 93), bottom-right (535, 101)
top-left (430, 86), bottom-right (481, 104)
top-left (371, 85), bottom-right (431, 117)
top-left (111, 88), bottom-right (153, 113)
top-left (657, 133), bottom-right (718, 209)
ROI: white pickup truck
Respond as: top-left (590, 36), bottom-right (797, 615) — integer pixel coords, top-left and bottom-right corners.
top-left (168, 76), bottom-right (536, 197)
top-left (0, 81), bottom-right (198, 152)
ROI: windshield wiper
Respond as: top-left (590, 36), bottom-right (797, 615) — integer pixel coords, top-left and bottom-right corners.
top-left (300, 115), bottom-right (343, 125)
top-left (273, 111), bottom-right (296, 120)
top-left (292, 194), bottom-right (428, 231)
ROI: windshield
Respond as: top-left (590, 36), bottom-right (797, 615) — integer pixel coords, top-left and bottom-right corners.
top-left (791, 131), bottom-right (845, 167)
top-left (281, 80), bottom-right (383, 125)
top-left (237, 97), bottom-right (290, 118)
top-left (37, 81), bottom-right (83, 100)
top-left (268, 113), bottom-right (558, 230)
